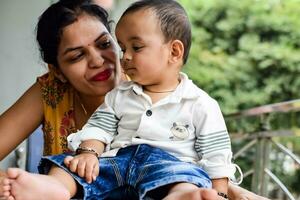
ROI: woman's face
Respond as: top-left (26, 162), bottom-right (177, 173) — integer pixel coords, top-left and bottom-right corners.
top-left (57, 14), bottom-right (119, 97)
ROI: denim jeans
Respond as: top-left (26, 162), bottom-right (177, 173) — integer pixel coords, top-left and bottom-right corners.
top-left (39, 144), bottom-right (211, 200)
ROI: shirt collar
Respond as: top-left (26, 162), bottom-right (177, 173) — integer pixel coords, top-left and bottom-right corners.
top-left (117, 80), bottom-right (143, 95)
top-left (117, 72), bottom-right (202, 101)
top-left (169, 72), bottom-right (202, 102)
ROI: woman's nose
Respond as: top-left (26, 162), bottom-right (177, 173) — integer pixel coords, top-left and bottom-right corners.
top-left (88, 49), bottom-right (105, 68)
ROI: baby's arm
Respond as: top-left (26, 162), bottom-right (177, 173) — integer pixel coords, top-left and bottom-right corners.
top-left (194, 98), bottom-right (235, 198)
top-left (64, 139), bottom-right (105, 183)
top-left (65, 90), bottom-right (118, 183)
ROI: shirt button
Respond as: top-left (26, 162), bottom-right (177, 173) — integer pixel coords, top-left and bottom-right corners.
top-left (146, 110), bottom-right (152, 116)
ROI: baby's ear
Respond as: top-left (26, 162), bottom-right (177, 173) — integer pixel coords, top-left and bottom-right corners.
top-left (169, 39), bottom-right (184, 64)
top-left (49, 64), bottom-right (67, 83)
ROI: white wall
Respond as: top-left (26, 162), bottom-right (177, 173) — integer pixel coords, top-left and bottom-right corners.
top-left (0, 0), bottom-right (51, 169)
top-left (0, 0), bottom-right (50, 114)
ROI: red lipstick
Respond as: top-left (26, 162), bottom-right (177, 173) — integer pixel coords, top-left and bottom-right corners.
top-left (91, 68), bottom-right (113, 81)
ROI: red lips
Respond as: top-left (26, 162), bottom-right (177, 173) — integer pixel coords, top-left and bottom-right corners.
top-left (91, 68), bottom-right (113, 81)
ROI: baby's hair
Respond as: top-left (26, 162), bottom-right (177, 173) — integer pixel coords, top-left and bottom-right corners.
top-left (121, 0), bottom-right (191, 64)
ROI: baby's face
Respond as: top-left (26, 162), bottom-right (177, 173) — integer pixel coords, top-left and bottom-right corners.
top-left (115, 8), bottom-right (172, 86)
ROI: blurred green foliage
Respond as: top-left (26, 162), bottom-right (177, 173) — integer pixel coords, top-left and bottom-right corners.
top-left (179, 0), bottom-right (300, 114)
top-left (178, 0), bottom-right (300, 197)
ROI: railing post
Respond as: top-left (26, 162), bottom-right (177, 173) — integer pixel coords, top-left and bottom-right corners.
top-left (251, 114), bottom-right (271, 196)
top-left (226, 99), bottom-right (300, 199)
top-left (261, 136), bottom-right (271, 196)
top-left (251, 135), bottom-right (263, 193)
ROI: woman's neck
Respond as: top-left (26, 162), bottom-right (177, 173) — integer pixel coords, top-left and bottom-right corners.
top-left (77, 93), bottom-right (104, 117)
top-left (74, 92), bottom-right (105, 129)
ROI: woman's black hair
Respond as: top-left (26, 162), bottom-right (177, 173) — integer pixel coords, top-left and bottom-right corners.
top-left (36, 0), bottom-right (111, 66)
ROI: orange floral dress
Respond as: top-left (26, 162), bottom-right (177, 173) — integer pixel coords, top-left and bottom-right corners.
top-left (37, 71), bottom-right (77, 155)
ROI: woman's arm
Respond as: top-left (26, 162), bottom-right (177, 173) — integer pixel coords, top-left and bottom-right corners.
top-left (228, 182), bottom-right (270, 200)
top-left (0, 82), bottom-right (44, 160)
top-left (212, 178), bottom-right (228, 198)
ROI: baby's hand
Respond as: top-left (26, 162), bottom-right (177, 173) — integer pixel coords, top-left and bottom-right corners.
top-left (64, 154), bottom-right (99, 184)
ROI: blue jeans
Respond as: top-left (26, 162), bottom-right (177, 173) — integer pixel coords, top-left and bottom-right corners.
top-left (39, 144), bottom-right (211, 200)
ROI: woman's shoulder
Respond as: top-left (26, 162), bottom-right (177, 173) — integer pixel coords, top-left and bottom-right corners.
top-left (37, 71), bottom-right (72, 108)
top-left (37, 72), bottom-right (75, 155)
top-left (37, 72), bottom-right (50, 83)
top-left (37, 71), bottom-right (66, 88)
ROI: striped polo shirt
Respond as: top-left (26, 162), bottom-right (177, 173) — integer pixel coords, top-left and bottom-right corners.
top-left (68, 72), bottom-right (236, 179)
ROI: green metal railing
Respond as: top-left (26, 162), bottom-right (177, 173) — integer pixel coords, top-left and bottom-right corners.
top-left (226, 99), bottom-right (300, 200)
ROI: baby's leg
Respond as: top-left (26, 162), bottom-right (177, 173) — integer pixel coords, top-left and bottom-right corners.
top-left (2, 167), bottom-right (76, 200)
top-left (163, 183), bottom-right (219, 200)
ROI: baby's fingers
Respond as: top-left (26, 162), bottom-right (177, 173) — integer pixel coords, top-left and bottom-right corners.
top-left (92, 163), bottom-right (99, 181)
top-left (69, 158), bottom-right (79, 173)
top-left (77, 161), bottom-right (86, 178)
top-left (85, 160), bottom-right (99, 183)
top-left (64, 156), bottom-right (74, 168)
top-left (85, 162), bottom-right (98, 183)
top-left (84, 167), bottom-right (93, 184)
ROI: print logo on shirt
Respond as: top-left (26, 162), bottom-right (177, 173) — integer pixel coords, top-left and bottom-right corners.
top-left (170, 122), bottom-right (190, 140)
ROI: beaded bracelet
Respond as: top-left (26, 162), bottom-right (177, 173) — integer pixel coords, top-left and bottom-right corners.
top-left (217, 192), bottom-right (228, 199)
top-left (75, 146), bottom-right (99, 158)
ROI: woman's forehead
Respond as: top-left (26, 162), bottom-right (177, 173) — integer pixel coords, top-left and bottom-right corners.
top-left (60, 15), bottom-right (109, 48)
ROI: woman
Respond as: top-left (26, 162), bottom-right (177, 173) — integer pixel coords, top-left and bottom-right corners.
top-left (0, 0), bottom-right (268, 199)
top-left (0, 1), bottom-right (122, 199)
top-left (0, 0), bottom-right (120, 159)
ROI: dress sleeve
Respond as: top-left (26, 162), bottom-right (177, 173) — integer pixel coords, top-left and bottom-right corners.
top-left (194, 98), bottom-right (236, 179)
top-left (37, 71), bottom-right (75, 155)
top-left (67, 89), bottom-right (119, 151)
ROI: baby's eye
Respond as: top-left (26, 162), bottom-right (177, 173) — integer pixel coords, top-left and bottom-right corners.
top-left (133, 46), bottom-right (143, 51)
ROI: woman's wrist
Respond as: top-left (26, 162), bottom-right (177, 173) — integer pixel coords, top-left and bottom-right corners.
top-left (217, 192), bottom-right (228, 199)
top-left (212, 178), bottom-right (228, 199)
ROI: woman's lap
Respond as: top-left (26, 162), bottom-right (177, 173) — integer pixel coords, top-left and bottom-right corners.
top-left (39, 144), bottom-right (211, 200)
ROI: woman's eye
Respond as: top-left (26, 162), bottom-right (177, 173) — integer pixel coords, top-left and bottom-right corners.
top-left (98, 40), bottom-right (111, 49)
top-left (69, 53), bottom-right (83, 62)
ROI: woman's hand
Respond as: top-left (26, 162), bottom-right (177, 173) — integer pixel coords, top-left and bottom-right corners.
top-left (64, 154), bottom-right (99, 184)
top-left (228, 183), bottom-right (271, 200)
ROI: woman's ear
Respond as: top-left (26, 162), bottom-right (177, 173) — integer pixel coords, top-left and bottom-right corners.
top-left (49, 64), bottom-right (67, 83)
top-left (169, 39), bottom-right (184, 64)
